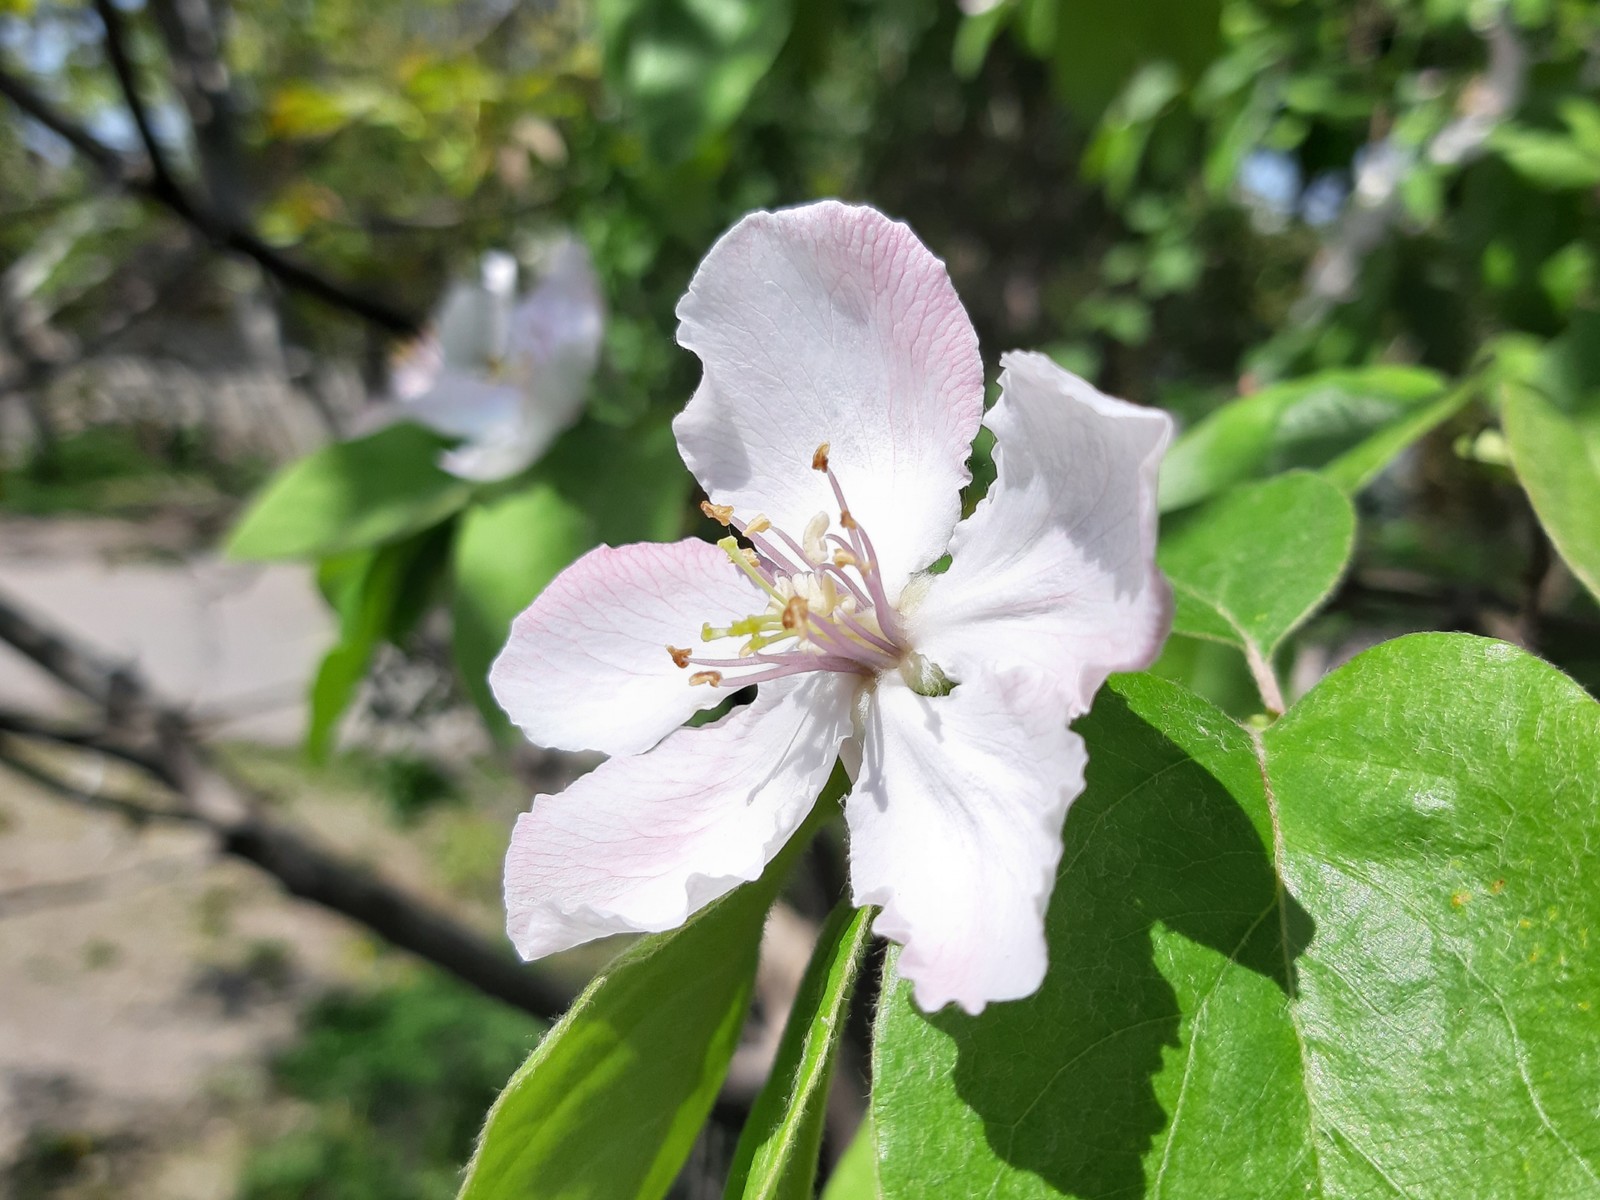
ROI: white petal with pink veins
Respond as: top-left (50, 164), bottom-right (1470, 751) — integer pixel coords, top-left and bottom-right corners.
top-left (908, 351), bottom-right (1172, 716)
top-left (847, 669), bottom-right (1086, 1014)
top-left (674, 200), bottom-right (984, 599)
top-left (490, 538), bottom-right (763, 757)
top-left (504, 671), bottom-right (856, 959)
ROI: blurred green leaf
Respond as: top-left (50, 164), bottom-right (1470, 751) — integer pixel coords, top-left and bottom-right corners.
top-left (1159, 472), bottom-right (1354, 701)
top-left (307, 526), bottom-right (451, 761)
top-left (818, 1117), bottom-right (877, 1200)
top-left (458, 821), bottom-right (815, 1200)
top-left (451, 482), bottom-right (591, 735)
top-left (1502, 380), bottom-right (1600, 603)
top-left (227, 426), bottom-right (472, 561)
top-left (1045, 0), bottom-right (1221, 121)
top-left (598, 0), bottom-right (796, 164)
top-left (876, 637), bottom-right (1600, 1198)
top-left (1160, 366), bottom-right (1449, 511)
top-left (725, 903), bottom-right (872, 1200)
top-left (1321, 377), bottom-right (1477, 494)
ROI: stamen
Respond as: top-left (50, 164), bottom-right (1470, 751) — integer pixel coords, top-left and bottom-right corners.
top-left (701, 500), bottom-right (734, 526)
top-left (667, 645), bottom-right (692, 668)
top-left (689, 670), bottom-right (723, 686)
top-left (781, 595), bottom-right (808, 630)
top-left (745, 513), bottom-right (772, 534)
top-left (833, 549), bottom-right (858, 568)
top-left (812, 443), bottom-right (830, 472)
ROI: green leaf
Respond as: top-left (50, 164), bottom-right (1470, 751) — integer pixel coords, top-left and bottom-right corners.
top-left (307, 526), bottom-right (451, 760)
top-left (725, 904), bottom-right (872, 1200)
top-left (458, 846), bottom-right (798, 1200)
top-left (1042, 0), bottom-right (1221, 122)
top-left (597, 0), bottom-right (795, 164)
top-left (1321, 376), bottom-right (1477, 494)
top-left (227, 425), bottom-right (473, 561)
top-left (819, 1117), bottom-right (877, 1200)
top-left (451, 481), bottom-right (591, 733)
top-left (1491, 126), bottom-right (1600, 190)
top-left (1160, 366), bottom-right (1448, 511)
top-left (1502, 380), bottom-right (1600, 602)
top-left (1159, 472), bottom-right (1355, 705)
top-left (875, 636), bottom-right (1600, 1197)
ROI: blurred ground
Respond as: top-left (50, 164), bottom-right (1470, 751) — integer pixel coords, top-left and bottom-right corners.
top-left (0, 514), bottom-right (526, 1197)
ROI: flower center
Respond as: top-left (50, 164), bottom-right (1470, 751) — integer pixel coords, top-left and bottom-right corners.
top-left (668, 444), bottom-right (910, 689)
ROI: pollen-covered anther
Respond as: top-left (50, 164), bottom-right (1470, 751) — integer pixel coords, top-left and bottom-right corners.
top-left (781, 595), bottom-right (809, 631)
top-left (811, 442), bottom-right (830, 472)
top-left (667, 645), bottom-right (692, 668)
top-left (689, 670), bottom-right (723, 687)
top-left (700, 500), bottom-right (734, 525)
top-left (840, 509), bottom-right (857, 531)
top-left (833, 549), bottom-right (858, 568)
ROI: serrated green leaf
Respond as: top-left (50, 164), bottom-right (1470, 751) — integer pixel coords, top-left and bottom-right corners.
top-left (227, 425), bottom-right (472, 561)
top-left (1160, 366), bottom-right (1448, 511)
top-left (1502, 380), bottom-right (1600, 603)
top-left (458, 843), bottom-right (800, 1200)
top-left (451, 481), bottom-right (591, 733)
top-left (875, 635), bottom-right (1600, 1198)
top-left (1159, 472), bottom-right (1355, 697)
top-left (726, 903), bottom-right (872, 1200)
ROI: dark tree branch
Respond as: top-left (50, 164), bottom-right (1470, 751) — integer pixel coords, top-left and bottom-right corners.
top-left (0, 587), bottom-right (569, 1020)
top-left (91, 0), bottom-right (181, 199)
top-left (0, 64), bottom-right (419, 335)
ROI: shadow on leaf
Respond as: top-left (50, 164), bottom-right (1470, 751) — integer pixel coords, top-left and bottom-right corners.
top-left (931, 687), bottom-right (1313, 1199)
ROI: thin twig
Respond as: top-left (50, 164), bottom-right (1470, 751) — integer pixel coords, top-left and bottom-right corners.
top-left (91, 0), bottom-right (182, 198)
top-left (0, 587), bottom-right (569, 1020)
top-left (0, 65), bottom-right (418, 335)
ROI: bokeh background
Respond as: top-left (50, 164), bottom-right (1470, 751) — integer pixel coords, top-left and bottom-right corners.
top-left (1, 0), bottom-right (1598, 1196)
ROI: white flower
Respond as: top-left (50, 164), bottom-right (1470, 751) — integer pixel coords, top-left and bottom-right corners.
top-left (489, 201), bottom-right (1171, 1013)
top-left (390, 238), bottom-right (603, 482)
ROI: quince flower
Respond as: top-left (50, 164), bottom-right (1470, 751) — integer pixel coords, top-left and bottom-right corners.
top-left (389, 238), bottom-right (603, 482)
top-left (490, 201), bottom-right (1171, 1013)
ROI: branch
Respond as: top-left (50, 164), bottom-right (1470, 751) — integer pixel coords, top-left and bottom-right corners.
top-left (91, 0), bottom-right (181, 199)
top-left (0, 65), bottom-right (419, 335)
top-left (0, 587), bottom-right (569, 1020)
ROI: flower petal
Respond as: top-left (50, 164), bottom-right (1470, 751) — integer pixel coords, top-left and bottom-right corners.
top-left (490, 538), bottom-right (764, 756)
top-left (506, 235), bottom-right (605, 440)
top-left (908, 351), bottom-right (1173, 715)
top-left (846, 669), bottom-right (1085, 1014)
top-left (504, 671), bottom-right (856, 959)
top-left (674, 201), bottom-right (984, 597)
top-left (437, 252), bottom-right (517, 368)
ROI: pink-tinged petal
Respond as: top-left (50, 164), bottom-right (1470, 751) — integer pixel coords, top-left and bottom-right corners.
top-left (505, 671), bottom-right (856, 959)
top-left (397, 369), bottom-right (525, 442)
top-left (505, 236), bottom-right (605, 440)
top-left (490, 538), bottom-right (763, 756)
top-left (674, 201), bottom-right (984, 598)
top-left (847, 669), bottom-right (1085, 1014)
top-left (908, 351), bottom-right (1173, 715)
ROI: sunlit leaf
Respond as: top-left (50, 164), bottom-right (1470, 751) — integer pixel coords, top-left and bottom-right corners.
top-left (1159, 472), bottom-right (1355, 705)
top-left (227, 425), bottom-right (472, 561)
top-left (725, 904), bottom-right (872, 1200)
top-left (876, 637), bottom-right (1600, 1197)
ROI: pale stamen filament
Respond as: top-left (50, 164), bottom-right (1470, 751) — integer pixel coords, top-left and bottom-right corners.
top-left (675, 443), bottom-right (909, 687)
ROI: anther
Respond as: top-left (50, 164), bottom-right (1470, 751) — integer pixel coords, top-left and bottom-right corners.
top-left (832, 549), bottom-right (858, 568)
top-left (689, 670), bottom-right (723, 687)
top-left (781, 595), bottom-right (809, 630)
top-left (700, 500), bottom-right (734, 526)
top-left (745, 513), bottom-right (772, 534)
top-left (812, 443), bottom-right (830, 472)
top-left (667, 645), bottom-right (692, 668)
top-left (840, 509), bottom-right (857, 530)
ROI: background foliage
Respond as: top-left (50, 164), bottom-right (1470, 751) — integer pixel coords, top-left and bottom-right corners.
top-left (2, 0), bottom-right (1598, 1196)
